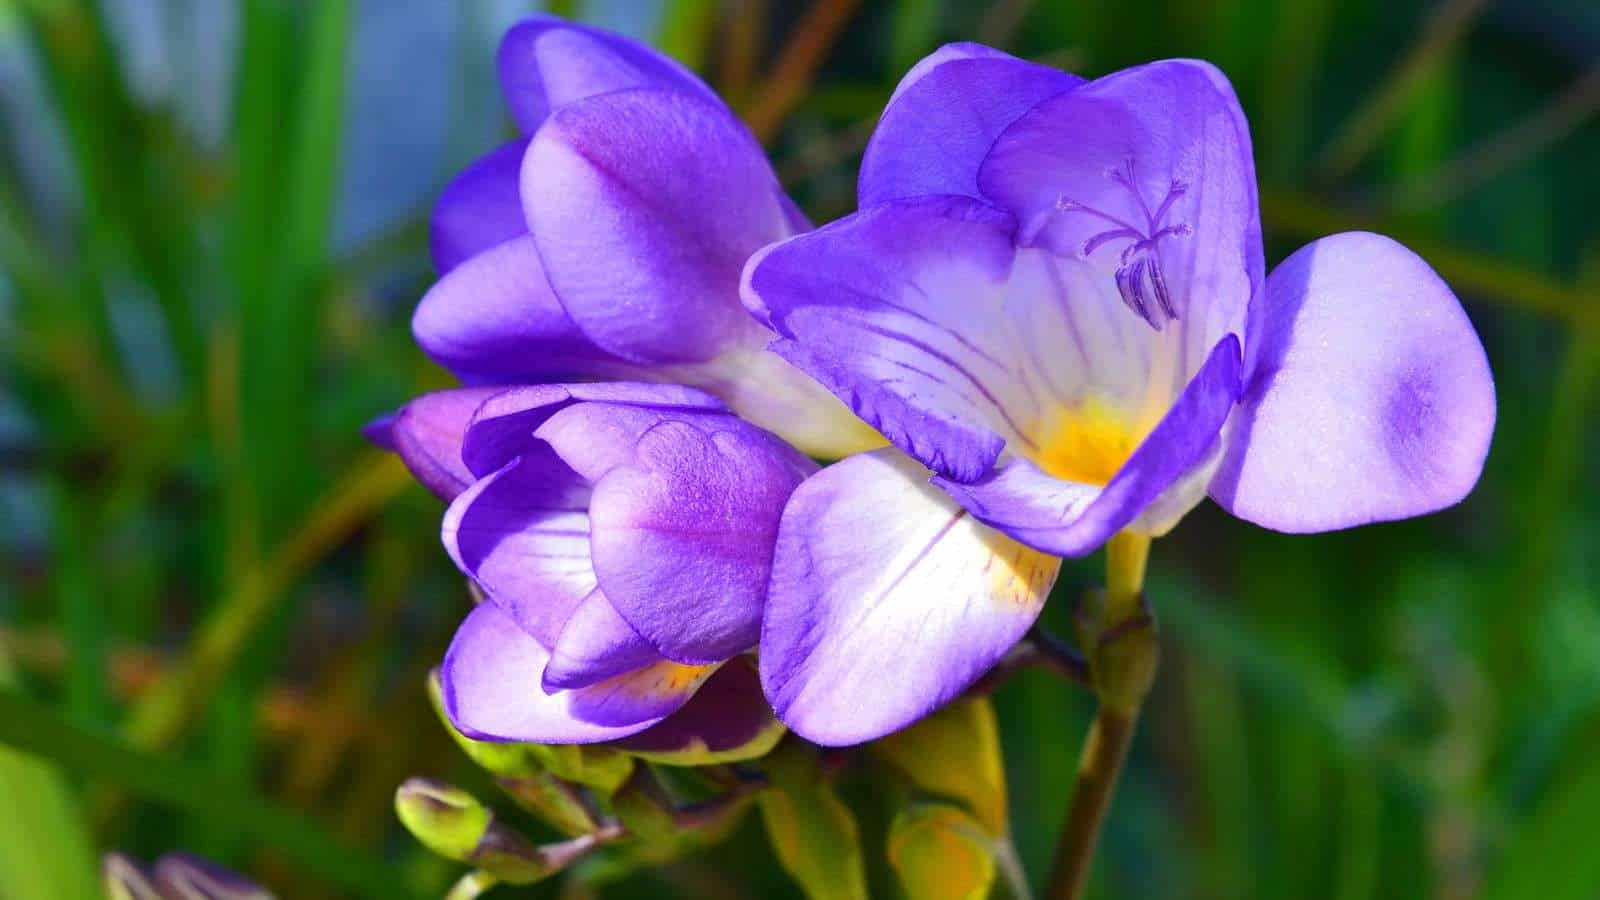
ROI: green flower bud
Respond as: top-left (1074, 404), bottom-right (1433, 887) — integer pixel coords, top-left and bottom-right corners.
top-left (395, 778), bottom-right (492, 862)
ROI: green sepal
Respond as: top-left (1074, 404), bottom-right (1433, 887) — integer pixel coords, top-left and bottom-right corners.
top-left (872, 696), bottom-right (1009, 835)
top-left (757, 740), bottom-right (869, 900)
top-left (609, 767), bottom-right (680, 846)
top-left (526, 743), bottom-right (635, 795)
top-left (887, 803), bottom-right (998, 900)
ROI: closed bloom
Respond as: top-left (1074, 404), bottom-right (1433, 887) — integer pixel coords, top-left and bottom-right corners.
top-left (743, 46), bottom-right (1495, 744)
top-left (415, 15), bottom-right (877, 458)
top-left (373, 384), bottom-right (810, 749)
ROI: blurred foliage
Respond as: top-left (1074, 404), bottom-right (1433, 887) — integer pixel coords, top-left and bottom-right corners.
top-left (0, 0), bottom-right (1597, 898)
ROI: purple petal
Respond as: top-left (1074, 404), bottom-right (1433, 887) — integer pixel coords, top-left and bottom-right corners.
top-left (385, 387), bottom-right (502, 500)
top-left (523, 88), bottom-right (790, 364)
top-left (860, 44), bottom-right (1081, 207)
top-left (761, 449), bottom-right (1060, 746)
top-left (152, 854), bottom-right (270, 900)
top-left (461, 382), bottom-right (724, 478)
top-left (413, 236), bottom-right (631, 385)
top-left (1210, 232), bottom-right (1495, 531)
top-left (936, 335), bottom-right (1242, 555)
top-left (741, 196), bottom-right (1029, 482)
top-left (613, 657), bottom-right (785, 764)
top-left (442, 603), bottom-right (705, 743)
top-left (497, 16), bottom-right (717, 133)
top-left (542, 588), bottom-right (661, 691)
top-left (441, 451), bottom-right (595, 646)
top-left (430, 138), bottom-right (529, 275)
top-left (978, 59), bottom-right (1262, 371)
top-left (588, 417), bottom-right (815, 664)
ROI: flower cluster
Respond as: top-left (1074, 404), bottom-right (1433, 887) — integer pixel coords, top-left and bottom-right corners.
top-left (374, 19), bottom-right (1494, 752)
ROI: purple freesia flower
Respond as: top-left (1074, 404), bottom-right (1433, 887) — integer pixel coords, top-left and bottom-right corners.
top-left (105, 852), bottom-right (272, 900)
top-left (416, 16), bottom-right (878, 458)
top-left (375, 383), bottom-right (812, 749)
top-left (743, 46), bottom-right (1495, 744)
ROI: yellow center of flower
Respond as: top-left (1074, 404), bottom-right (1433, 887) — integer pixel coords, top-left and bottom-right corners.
top-left (1034, 395), bottom-right (1151, 486)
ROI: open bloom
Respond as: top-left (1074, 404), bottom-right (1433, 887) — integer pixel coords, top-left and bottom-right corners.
top-left (743, 46), bottom-right (1495, 744)
top-left (372, 384), bottom-right (808, 754)
top-left (416, 15), bottom-right (876, 458)
top-left (105, 853), bottom-right (271, 900)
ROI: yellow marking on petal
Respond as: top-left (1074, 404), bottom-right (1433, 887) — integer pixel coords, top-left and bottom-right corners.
top-left (1034, 394), bottom-right (1152, 486)
top-left (620, 661), bottom-right (717, 698)
top-left (980, 525), bottom-right (1062, 609)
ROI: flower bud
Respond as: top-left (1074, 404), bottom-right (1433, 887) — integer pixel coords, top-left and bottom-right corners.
top-left (395, 778), bottom-right (493, 862)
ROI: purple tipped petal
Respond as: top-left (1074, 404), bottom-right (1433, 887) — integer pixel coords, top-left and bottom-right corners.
top-left (523, 89), bottom-right (790, 364)
top-left (542, 589), bottom-right (660, 691)
top-left (978, 59), bottom-right (1261, 367)
top-left (441, 451), bottom-right (594, 645)
top-left (429, 139), bottom-right (529, 274)
top-left (497, 17), bottom-right (717, 133)
top-left (1210, 232), bottom-right (1495, 531)
top-left (413, 236), bottom-right (629, 385)
top-left (589, 418), bottom-right (815, 664)
top-left (613, 657), bottom-right (785, 764)
top-left (742, 196), bottom-right (1029, 482)
top-left (443, 603), bottom-right (703, 743)
top-left (761, 449), bottom-right (1060, 746)
top-left (461, 382), bottom-right (724, 478)
top-left (860, 44), bottom-right (1081, 207)
top-left (152, 854), bottom-right (271, 900)
top-left (935, 335), bottom-right (1242, 555)
top-left (385, 388), bottom-right (501, 500)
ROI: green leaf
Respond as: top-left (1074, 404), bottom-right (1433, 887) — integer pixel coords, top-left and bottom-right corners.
top-left (0, 655), bottom-right (99, 900)
top-left (872, 696), bottom-right (1008, 835)
top-left (887, 804), bottom-right (997, 900)
top-left (757, 741), bottom-right (868, 900)
top-left (0, 690), bottom-right (420, 899)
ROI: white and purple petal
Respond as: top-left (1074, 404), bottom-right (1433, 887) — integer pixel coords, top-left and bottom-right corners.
top-left (496, 16), bottom-right (717, 133)
top-left (978, 58), bottom-right (1262, 371)
top-left (441, 450), bottom-right (595, 645)
top-left (523, 88), bottom-right (792, 364)
top-left (860, 43), bottom-right (1081, 207)
top-left (413, 236), bottom-right (631, 385)
top-left (429, 138), bottom-right (529, 275)
top-left (542, 588), bottom-right (660, 691)
top-left (380, 387), bottom-right (501, 501)
top-left (742, 196), bottom-right (1029, 482)
top-left (587, 417), bottom-right (815, 664)
top-left (760, 449), bottom-right (1060, 746)
top-left (1210, 232), bottom-right (1495, 531)
top-left (936, 335), bottom-right (1242, 555)
top-left (442, 603), bottom-right (712, 743)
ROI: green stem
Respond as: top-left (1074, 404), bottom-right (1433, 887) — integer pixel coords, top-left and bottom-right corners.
top-left (1047, 532), bottom-right (1156, 900)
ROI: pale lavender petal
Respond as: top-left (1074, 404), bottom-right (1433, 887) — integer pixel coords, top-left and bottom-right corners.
top-left (588, 418), bottom-right (815, 664)
top-left (429, 138), bottom-right (529, 274)
top-left (460, 382), bottom-right (724, 478)
top-left (441, 452), bottom-right (594, 646)
top-left (936, 335), bottom-right (1241, 555)
top-left (497, 16), bottom-right (717, 133)
top-left (1210, 232), bottom-right (1495, 531)
top-left (523, 89), bottom-right (789, 364)
top-left (442, 603), bottom-right (690, 743)
top-left (383, 387), bottom-right (501, 500)
top-left (742, 195), bottom-right (1031, 483)
top-left (542, 588), bottom-right (660, 691)
top-left (860, 44), bottom-right (1081, 206)
top-left (761, 449), bottom-right (1060, 746)
top-left (530, 399), bottom-right (732, 484)
top-left (978, 59), bottom-right (1261, 370)
top-left (413, 236), bottom-right (628, 385)
top-left (613, 657), bottom-right (785, 764)
top-left (152, 854), bottom-right (271, 900)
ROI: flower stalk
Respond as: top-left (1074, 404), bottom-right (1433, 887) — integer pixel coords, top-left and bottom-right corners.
top-left (1048, 531), bottom-right (1157, 900)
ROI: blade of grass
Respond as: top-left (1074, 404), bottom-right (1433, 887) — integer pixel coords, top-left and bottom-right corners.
top-left (0, 688), bottom-right (423, 900)
top-left (742, 0), bottom-right (863, 142)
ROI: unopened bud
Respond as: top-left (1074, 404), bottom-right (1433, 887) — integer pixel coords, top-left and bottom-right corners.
top-left (395, 778), bottom-right (493, 862)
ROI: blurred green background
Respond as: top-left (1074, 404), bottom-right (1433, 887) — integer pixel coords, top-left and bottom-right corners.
top-left (1, 0), bottom-right (1597, 897)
